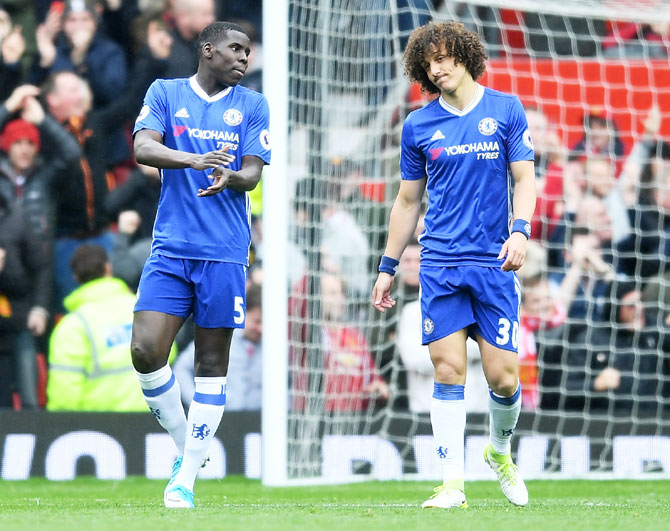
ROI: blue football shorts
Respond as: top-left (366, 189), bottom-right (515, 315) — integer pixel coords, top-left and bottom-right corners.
top-left (419, 264), bottom-right (521, 352)
top-left (135, 254), bottom-right (247, 328)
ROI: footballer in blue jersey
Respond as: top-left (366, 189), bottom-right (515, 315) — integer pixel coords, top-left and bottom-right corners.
top-left (372, 22), bottom-right (536, 509)
top-left (129, 22), bottom-right (270, 509)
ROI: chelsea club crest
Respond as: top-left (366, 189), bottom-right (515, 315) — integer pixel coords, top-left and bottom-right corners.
top-left (423, 317), bottom-right (435, 334)
top-left (223, 109), bottom-right (243, 126)
top-left (478, 117), bottom-right (498, 136)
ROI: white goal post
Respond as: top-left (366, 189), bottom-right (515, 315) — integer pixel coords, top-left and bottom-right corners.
top-left (261, 0), bottom-right (290, 486)
top-left (262, 0), bottom-right (670, 485)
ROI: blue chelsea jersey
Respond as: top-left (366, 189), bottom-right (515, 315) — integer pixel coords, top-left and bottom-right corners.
top-left (133, 76), bottom-right (271, 264)
top-left (400, 85), bottom-right (534, 266)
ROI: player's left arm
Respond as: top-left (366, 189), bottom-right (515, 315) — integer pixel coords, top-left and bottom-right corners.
top-left (198, 94), bottom-right (270, 197)
top-left (197, 155), bottom-right (265, 197)
top-left (498, 160), bottom-right (537, 271)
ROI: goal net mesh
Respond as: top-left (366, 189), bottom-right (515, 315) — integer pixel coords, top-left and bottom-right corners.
top-left (281, 0), bottom-right (670, 481)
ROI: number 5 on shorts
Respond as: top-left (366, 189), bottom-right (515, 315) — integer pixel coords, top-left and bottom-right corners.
top-left (234, 296), bottom-right (245, 325)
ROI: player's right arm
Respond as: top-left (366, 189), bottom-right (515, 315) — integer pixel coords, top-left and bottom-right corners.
top-left (134, 129), bottom-right (234, 170)
top-left (372, 177), bottom-right (426, 312)
top-left (133, 79), bottom-right (234, 171)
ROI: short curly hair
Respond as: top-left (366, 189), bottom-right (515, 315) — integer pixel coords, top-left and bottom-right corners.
top-left (403, 21), bottom-right (488, 94)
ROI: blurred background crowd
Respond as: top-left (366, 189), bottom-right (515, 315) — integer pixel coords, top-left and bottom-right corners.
top-left (0, 0), bottom-right (263, 410)
top-left (0, 0), bottom-right (669, 419)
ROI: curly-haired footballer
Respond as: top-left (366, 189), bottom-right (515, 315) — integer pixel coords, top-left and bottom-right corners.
top-left (372, 21), bottom-right (536, 509)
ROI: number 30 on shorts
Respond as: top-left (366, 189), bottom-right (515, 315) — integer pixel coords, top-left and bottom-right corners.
top-left (496, 318), bottom-right (519, 349)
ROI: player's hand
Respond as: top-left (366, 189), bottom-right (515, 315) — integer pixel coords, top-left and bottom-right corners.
top-left (190, 147), bottom-right (235, 171)
top-left (372, 273), bottom-right (396, 313)
top-left (198, 166), bottom-right (231, 197)
top-left (498, 232), bottom-right (527, 271)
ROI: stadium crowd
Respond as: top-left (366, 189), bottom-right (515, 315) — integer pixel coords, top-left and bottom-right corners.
top-left (0, 0), bottom-right (668, 418)
top-left (0, 0), bottom-right (263, 410)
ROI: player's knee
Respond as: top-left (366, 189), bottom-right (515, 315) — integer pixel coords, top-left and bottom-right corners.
top-left (432, 358), bottom-right (466, 385)
top-left (194, 349), bottom-right (228, 377)
top-left (489, 374), bottom-right (519, 398)
top-left (131, 337), bottom-right (164, 373)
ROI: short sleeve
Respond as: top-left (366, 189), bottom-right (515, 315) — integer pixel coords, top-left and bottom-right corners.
top-left (506, 97), bottom-right (535, 163)
top-left (400, 115), bottom-right (426, 180)
top-left (132, 80), bottom-right (167, 137)
top-left (241, 95), bottom-right (271, 164)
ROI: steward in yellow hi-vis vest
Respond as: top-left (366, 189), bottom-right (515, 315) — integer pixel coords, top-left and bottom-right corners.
top-left (47, 245), bottom-right (175, 411)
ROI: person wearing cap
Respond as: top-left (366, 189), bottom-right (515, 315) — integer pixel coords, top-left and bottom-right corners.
top-left (34, 16), bottom-right (171, 313)
top-left (0, 83), bottom-right (81, 409)
top-left (0, 83), bottom-right (81, 277)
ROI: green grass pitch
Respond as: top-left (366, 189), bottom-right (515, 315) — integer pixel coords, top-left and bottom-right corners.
top-left (1, 477), bottom-right (669, 530)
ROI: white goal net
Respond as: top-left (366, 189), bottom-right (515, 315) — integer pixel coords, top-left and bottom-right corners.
top-left (262, 0), bottom-right (670, 484)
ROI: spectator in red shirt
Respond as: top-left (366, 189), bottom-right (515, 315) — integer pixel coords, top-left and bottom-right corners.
top-left (519, 274), bottom-right (567, 409)
top-left (525, 107), bottom-right (565, 241)
top-left (321, 273), bottom-right (389, 412)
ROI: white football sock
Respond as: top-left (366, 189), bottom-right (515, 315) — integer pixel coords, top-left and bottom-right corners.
top-left (430, 382), bottom-right (466, 490)
top-left (137, 364), bottom-right (187, 455)
top-left (488, 384), bottom-right (521, 455)
top-left (174, 376), bottom-right (227, 492)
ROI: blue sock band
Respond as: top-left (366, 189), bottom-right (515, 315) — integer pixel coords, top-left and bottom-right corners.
top-left (432, 382), bottom-right (465, 401)
top-left (489, 384), bottom-right (521, 405)
top-left (192, 390), bottom-right (227, 406)
top-left (141, 373), bottom-right (175, 397)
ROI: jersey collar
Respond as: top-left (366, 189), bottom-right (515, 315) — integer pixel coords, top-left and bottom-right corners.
top-left (438, 83), bottom-right (484, 116)
top-left (189, 75), bottom-right (232, 102)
